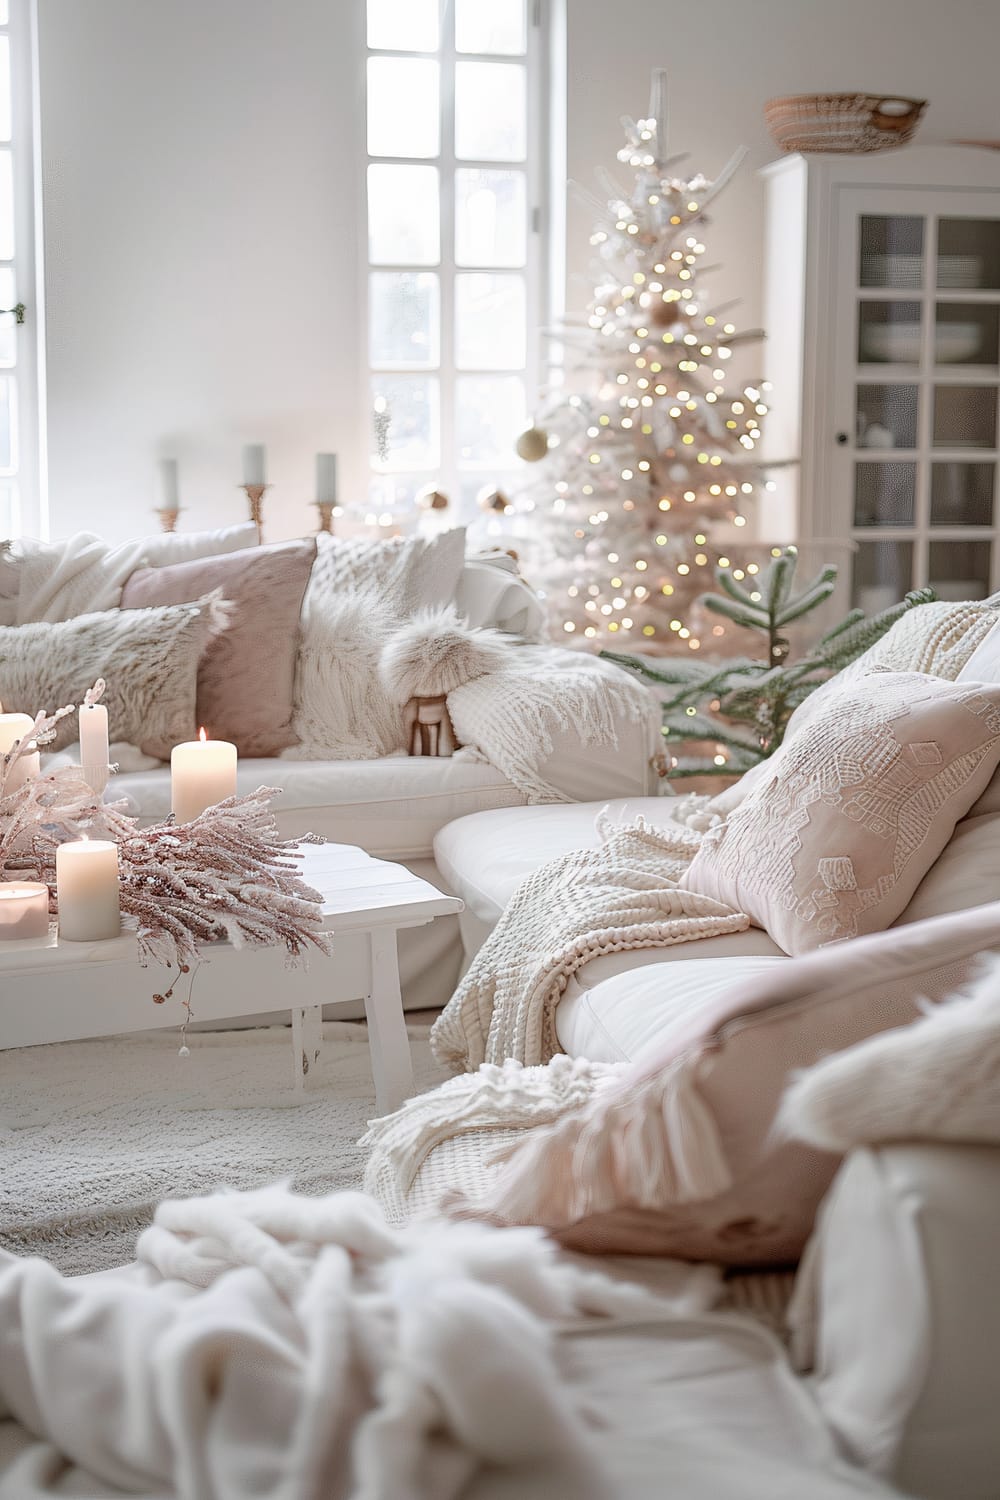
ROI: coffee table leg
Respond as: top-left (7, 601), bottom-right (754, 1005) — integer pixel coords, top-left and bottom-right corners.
top-left (291, 1004), bottom-right (323, 1093)
top-left (365, 928), bottom-right (413, 1116)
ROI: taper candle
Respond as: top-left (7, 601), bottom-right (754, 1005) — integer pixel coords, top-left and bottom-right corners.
top-left (156, 458), bottom-right (179, 510)
top-left (242, 444), bottom-right (266, 486)
top-left (56, 839), bottom-right (121, 942)
top-left (0, 707), bottom-right (40, 792)
top-left (79, 702), bottom-right (110, 794)
top-left (0, 881), bottom-right (49, 940)
top-left (316, 453), bottom-right (338, 504)
top-left (171, 728), bottom-right (238, 823)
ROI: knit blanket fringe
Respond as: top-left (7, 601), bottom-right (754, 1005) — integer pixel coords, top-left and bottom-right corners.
top-left (363, 1050), bottom-right (734, 1231)
top-left (429, 813), bottom-right (749, 1072)
top-left (446, 645), bottom-right (662, 803)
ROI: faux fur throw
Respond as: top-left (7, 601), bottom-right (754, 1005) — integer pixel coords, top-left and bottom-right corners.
top-left (284, 588), bottom-right (406, 761)
top-left (779, 955), bottom-right (1000, 1152)
top-left (429, 814), bottom-right (748, 1072)
top-left (446, 644), bottom-right (661, 802)
top-left (379, 604), bottom-right (514, 703)
top-left (0, 1182), bottom-right (718, 1500)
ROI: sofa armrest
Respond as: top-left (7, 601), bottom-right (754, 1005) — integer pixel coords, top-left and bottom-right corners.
top-left (448, 644), bottom-right (662, 802)
top-left (789, 1142), bottom-right (1000, 1500)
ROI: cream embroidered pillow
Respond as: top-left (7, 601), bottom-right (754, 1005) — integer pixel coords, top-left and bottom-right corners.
top-left (681, 671), bottom-right (1000, 954)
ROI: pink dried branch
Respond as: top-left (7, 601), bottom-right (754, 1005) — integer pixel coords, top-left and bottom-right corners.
top-left (116, 788), bottom-right (333, 970)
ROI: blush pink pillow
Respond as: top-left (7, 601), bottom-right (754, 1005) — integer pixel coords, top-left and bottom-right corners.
top-left (681, 672), bottom-right (1000, 955)
top-left (469, 901), bottom-right (1000, 1265)
top-left (121, 538), bottom-right (315, 756)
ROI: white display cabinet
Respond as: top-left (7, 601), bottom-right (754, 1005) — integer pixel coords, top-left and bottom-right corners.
top-left (761, 145), bottom-right (1000, 613)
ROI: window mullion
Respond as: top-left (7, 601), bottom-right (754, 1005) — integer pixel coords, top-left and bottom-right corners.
top-left (438, 24), bottom-right (457, 516)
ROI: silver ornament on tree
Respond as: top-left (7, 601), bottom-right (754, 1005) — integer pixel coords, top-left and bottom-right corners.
top-left (515, 425), bottom-right (549, 463)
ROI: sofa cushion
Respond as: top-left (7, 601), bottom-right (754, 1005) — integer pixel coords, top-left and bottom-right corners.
top-left (555, 953), bottom-right (787, 1064)
top-left (120, 538), bottom-right (316, 757)
top-left (113, 753), bottom-right (526, 860)
top-left (434, 797), bottom-right (683, 928)
top-left (790, 1142), bottom-right (1000, 1499)
top-left (682, 671), bottom-right (1000, 954)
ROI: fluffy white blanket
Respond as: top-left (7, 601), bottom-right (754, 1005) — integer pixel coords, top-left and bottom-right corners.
top-left (430, 815), bottom-right (748, 1071)
top-left (0, 1182), bottom-right (720, 1500)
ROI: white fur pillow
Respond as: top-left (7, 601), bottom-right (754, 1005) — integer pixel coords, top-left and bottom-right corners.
top-left (283, 589), bottom-right (405, 761)
top-left (0, 595), bottom-right (225, 758)
top-left (779, 957), bottom-right (1000, 1152)
top-left (379, 605), bottom-right (514, 704)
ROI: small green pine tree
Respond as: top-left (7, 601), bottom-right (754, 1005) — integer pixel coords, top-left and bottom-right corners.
top-left (604, 548), bottom-right (936, 778)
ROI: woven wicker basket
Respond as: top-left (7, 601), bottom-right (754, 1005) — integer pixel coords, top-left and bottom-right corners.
top-left (764, 94), bottom-right (926, 154)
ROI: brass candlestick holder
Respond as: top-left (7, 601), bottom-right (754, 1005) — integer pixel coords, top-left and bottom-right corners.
top-left (314, 501), bottom-right (341, 535)
top-left (242, 483), bottom-right (269, 544)
top-left (155, 507), bottom-right (182, 533)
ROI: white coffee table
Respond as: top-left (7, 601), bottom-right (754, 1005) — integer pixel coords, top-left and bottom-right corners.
top-left (0, 843), bottom-right (463, 1114)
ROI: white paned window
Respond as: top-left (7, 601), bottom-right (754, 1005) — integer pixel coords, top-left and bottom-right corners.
top-left (0, 0), bottom-right (42, 538)
top-left (365, 0), bottom-right (543, 523)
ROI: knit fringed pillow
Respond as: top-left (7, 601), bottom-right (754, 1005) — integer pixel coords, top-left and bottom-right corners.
top-left (459, 903), bottom-right (1000, 1265)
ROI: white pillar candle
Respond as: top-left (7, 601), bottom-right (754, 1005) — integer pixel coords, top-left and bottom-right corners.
top-left (0, 709), bottom-right (40, 792)
top-left (79, 702), bottom-right (110, 793)
top-left (316, 452), bottom-right (338, 504)
top-left (56, 840), bottom-right (120, 942)
top-left (171, 729), bottom-right (238, 823)
top-left (0, 881), bottom-right (50, 940)
top-left (156, 457), bottom-right (179, 510)
top-left (242, 444), bottom-right (266, 486)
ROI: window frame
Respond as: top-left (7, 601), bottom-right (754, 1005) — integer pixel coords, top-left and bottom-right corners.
top-left (363, 0), bottom-right (548, 528)
top-left (0, 0), bottom-right (44, 540)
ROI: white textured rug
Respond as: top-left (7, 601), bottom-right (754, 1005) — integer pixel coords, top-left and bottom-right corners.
top-left (0, 1021), bottom-right (449, 1275)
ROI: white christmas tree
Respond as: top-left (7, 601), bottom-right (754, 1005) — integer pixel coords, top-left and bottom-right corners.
top-left (515, 71), bottom-right (775, 654)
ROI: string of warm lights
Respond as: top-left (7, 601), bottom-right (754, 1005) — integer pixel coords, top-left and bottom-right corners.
top-left (513, 70), bottom-right (774, 655)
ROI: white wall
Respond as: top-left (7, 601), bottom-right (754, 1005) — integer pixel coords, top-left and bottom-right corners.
top-left (38, 0), bottom-right (364, 542)
top-left (564, 0), bottom-right (1000, 343)
top-left (35, 0), bottom-right (1000, 543)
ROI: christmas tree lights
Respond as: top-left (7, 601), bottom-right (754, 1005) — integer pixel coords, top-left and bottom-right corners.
top-left (516, 70), bottom-right (775, 652)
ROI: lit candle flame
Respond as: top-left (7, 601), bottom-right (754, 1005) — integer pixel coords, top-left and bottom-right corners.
top-left (199, 727), bottom-right (207, 743)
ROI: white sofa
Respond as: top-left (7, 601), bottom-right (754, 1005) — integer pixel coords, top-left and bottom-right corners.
top-left (429, 711), bottom-right (1000, 1491)
top-left (92, 554), bottom-right (660, 1012)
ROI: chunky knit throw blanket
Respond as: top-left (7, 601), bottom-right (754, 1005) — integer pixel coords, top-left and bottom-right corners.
top-left (429, 814), bottom-right (749, 1072)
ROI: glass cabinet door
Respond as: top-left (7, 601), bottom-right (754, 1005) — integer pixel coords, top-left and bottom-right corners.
top-left (847, 210), bottom-right (1000, 609)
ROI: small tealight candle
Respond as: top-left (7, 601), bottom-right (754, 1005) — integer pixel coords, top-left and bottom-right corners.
top-left (56, 839), bottom-right (121, 942)
top-left (79, 701), bottom-right (110, 794)
top-left (0, 881), bottom-right (50, 940)
top-left (171, 728), bottom-right (238, 823)
top-left (0, 706), bottom-right (40, 792)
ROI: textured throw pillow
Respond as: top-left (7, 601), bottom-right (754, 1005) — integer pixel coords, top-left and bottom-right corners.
top-left (468, 901), bottom-right (1000, 1264)
top-left (0, 596), bottom-right (223, 757)
top-left (681, 672), bottom-right (1000, 954)
top-left (302, 527), bottom-right (467, 621)
top-left (8, 523), bottom-right (260, 624)
top-left (120, 538), bottom-right (315, 756)
top-left (289, 529), bottom-right (468, 760)
top-left (778, 955), bottom-right (1000, 1153)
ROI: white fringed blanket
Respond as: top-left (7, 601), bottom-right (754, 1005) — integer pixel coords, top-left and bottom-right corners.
top-left (430, 815), bottom-right (748, 1071)
top-left (0, 1183), bottom-right (720, 1500)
